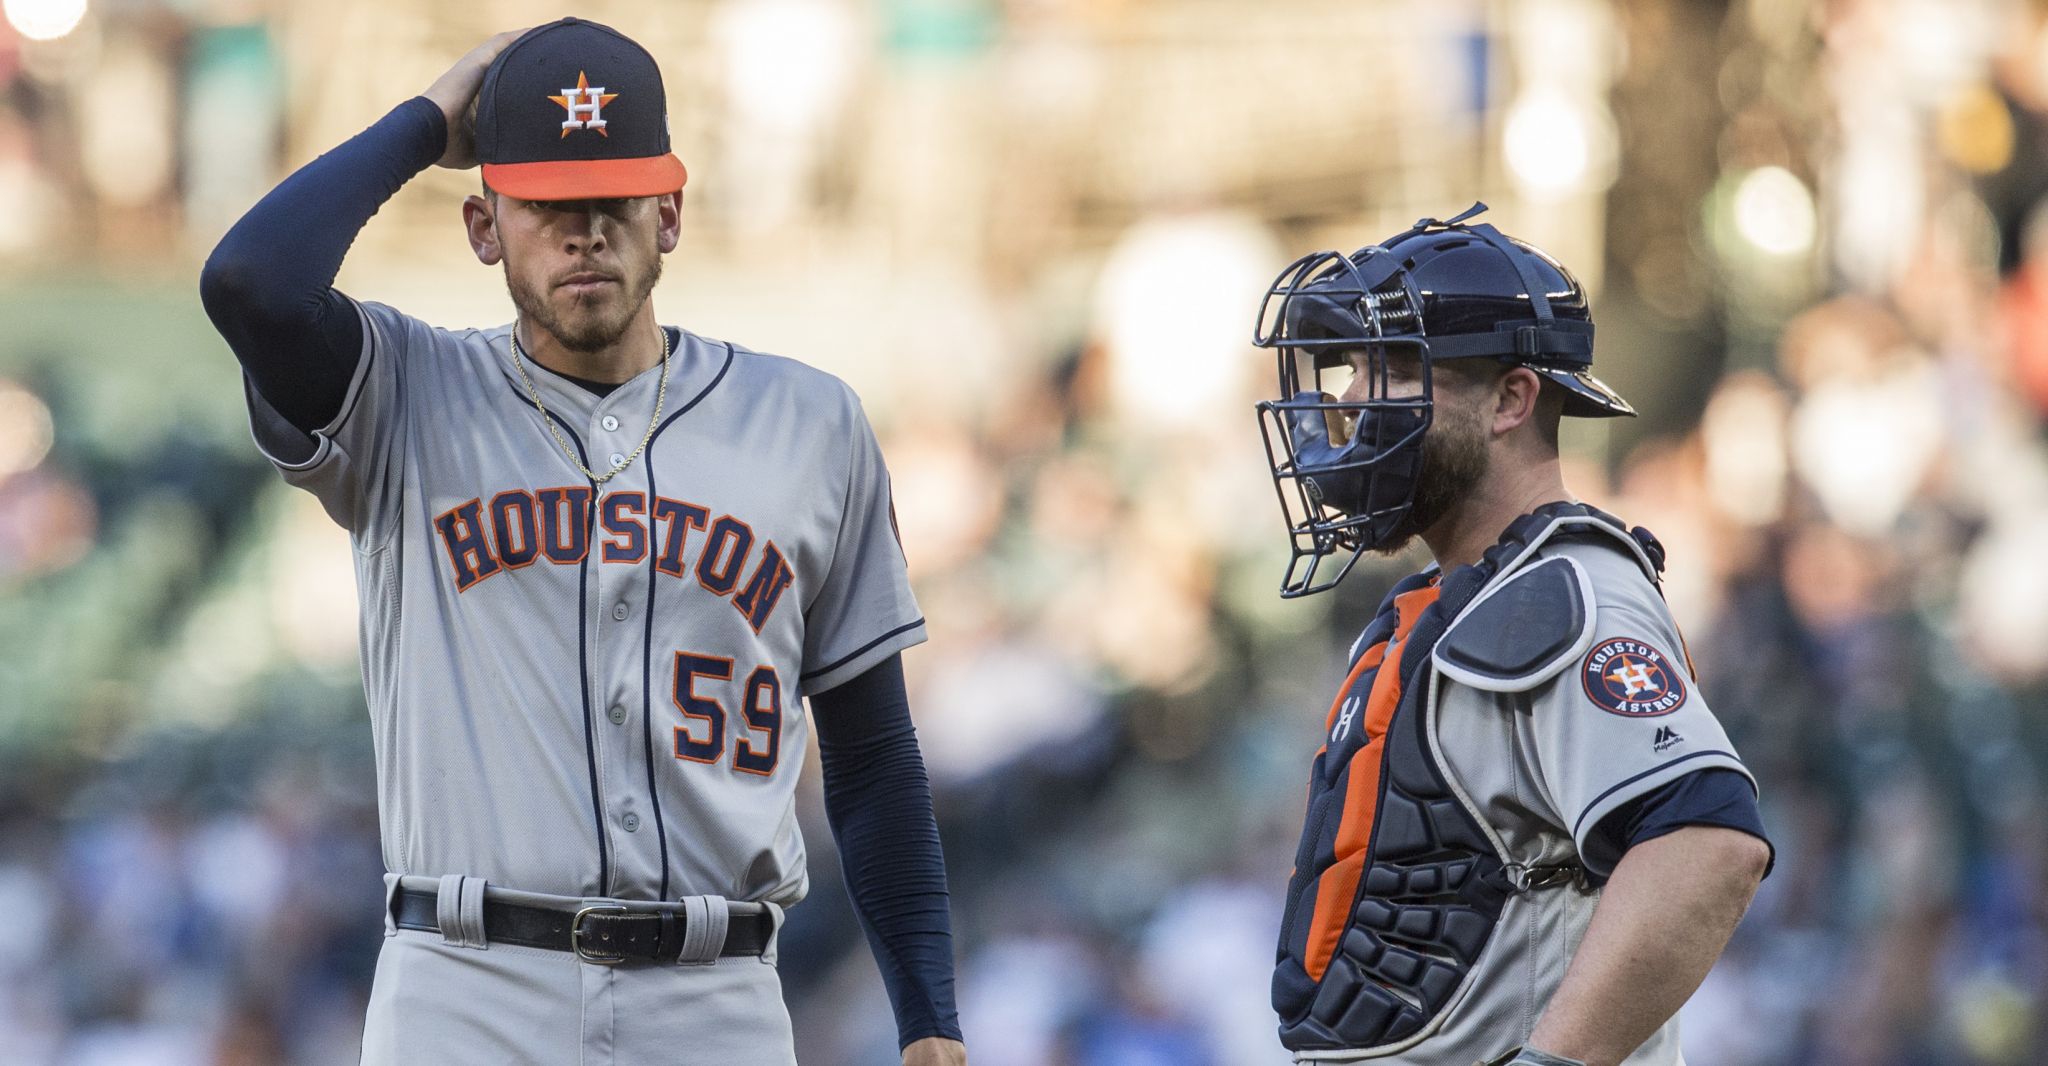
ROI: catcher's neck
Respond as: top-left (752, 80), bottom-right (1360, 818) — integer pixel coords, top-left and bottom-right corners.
top-left (1421, 457), bottom-right (1570, 573)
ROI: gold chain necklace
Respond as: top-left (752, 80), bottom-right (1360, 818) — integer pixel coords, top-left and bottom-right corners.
top-left (509, 320), bottom-right (671, 485)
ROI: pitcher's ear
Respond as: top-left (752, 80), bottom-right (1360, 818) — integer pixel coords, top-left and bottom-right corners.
top-left (463, 194), bottom-right (502, 266)
top-left (656, 190), bottom-right (683, 254)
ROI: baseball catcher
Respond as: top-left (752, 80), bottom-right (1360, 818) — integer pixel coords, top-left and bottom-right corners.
top-left (1256, 206), bottom-right (1773, 1066)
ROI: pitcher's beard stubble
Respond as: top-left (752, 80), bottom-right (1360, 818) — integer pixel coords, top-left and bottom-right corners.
top-left (506, 251), bottom-right (663, 355)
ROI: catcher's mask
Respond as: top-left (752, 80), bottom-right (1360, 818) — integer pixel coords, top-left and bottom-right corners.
top-left (1253, 203), bottom-right (1634, 597)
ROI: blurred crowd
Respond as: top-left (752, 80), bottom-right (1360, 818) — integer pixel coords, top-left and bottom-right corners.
top-left (7, 0), bottom-right (2048, 1064)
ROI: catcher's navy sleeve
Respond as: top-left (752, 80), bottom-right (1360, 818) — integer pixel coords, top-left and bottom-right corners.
top-left (811, 653), bottom-right (963, 1050)
top-left (199, 96), bottom-right (445, 436)
top-left (1583, 768), bottom-right (1773, 882)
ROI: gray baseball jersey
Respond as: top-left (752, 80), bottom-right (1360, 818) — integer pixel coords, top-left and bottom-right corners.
top-left (242, 299), bottom-right (925, 906)
top-left (1276, 508), bottom-right (1753, 1065)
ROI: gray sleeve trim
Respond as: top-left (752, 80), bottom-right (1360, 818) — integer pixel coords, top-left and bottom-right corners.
top-left (246, 298), bottom-right (377, 472)
top-left (1569, 749), bottom-right (1755, 851)
top-left (803, 617), bottom-right (926, 680)
top-left (799, 618), bottom-right (928, 696)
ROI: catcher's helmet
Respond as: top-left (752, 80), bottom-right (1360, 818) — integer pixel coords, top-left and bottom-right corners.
top-left (1253, 203), bottom-right (1634, 597)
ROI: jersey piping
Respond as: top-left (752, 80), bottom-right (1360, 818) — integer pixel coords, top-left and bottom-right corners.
top-left (324, 301), bottom-right (380, 450)
top-left (629, 332), bottom-right (729, 901)
top-left (483, 399), bottom-right (611, 895)
top-left (801, 618), bottom-right (928, 684)
top-left (1570, 747), bottom-right (1745, 841)
top-left (493, 330), bottom-right (732, 899)
top-left (641, 450), bottom-right (675, 901)
top-left (493, 376), bottom-right (609, 895)
top-left (650, 338), bottom-right (736, 437)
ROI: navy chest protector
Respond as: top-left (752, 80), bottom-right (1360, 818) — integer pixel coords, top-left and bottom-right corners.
top-left (1272, 503), bottom-right (1665, 1053)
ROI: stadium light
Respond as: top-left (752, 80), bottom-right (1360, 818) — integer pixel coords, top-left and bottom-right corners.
top-left (3, 0), bottom-right (86, 42)
top-left (1733, 166), bottom-right (1816, 258)
top-left (1095, 213), bottom-right (1277, 432)
top-left (0, 379), bottom-right (54, 478)
top-left (1504, 89), bottom-right (1591, 197)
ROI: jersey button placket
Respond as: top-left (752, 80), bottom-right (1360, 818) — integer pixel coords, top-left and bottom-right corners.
top-left (592, 404), bottom-right (623, 467)
top-left (591, 399), bottom-right (662, 896)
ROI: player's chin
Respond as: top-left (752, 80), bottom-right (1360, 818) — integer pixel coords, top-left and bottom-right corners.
top-left (551, 289), bottom-right (624, 327)
top-left (555, 304), bottom-right (638, 350)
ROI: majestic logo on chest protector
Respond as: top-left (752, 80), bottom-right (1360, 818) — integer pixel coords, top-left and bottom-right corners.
top-left (1581, 636), bottom-right (1688, 717)
top-left (431, 489), bottom-right (795, 632)
top-left (1329, 695), bottom-right (1362, 746)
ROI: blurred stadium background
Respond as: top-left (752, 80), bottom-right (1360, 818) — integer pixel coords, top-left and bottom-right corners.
top-left (2, 0), bottom-right (2047, 1063)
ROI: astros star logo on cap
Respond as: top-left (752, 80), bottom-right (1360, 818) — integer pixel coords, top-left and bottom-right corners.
top-left (549, 71), bottom-right (618, 137)
top-left (473, 17), bottom-right (688, 201)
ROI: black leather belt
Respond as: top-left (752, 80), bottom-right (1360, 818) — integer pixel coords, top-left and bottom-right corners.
top-left (393, 887), bottom-right (772, 964)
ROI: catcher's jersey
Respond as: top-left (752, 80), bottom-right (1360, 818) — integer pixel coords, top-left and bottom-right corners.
top-left (243, 299), bottom-right (924, 904)
top-left (1406, 537), bottom-right (1739, 1065)
top-left (1287, 512), bottom-right (1751, 1064)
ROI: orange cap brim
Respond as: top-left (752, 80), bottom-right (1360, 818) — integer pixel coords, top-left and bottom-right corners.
top-left (482, 153), bottom-right (688, 201)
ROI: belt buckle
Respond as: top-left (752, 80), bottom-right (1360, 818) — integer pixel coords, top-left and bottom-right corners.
top-left (571, 905), bottom-right (628, 965)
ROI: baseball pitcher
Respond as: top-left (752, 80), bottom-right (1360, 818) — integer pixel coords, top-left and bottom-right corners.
top-left (1253, 206), bottom-right (1774, 1066)
top-left (200, 20), bottom-right (966, 1066)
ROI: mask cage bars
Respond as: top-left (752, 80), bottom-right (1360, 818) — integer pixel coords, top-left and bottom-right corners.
top-left (1253, 244), bottom-right (1433, 598)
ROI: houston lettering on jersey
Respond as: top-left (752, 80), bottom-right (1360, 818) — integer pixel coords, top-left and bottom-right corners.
top-left (431, 487), bottom-right (796, 632)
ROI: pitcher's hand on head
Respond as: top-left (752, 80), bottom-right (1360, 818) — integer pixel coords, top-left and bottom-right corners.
top-left (902, 1036), bottom-right (967, 1066)
top-left (423, 29), bottom-right (529, 170)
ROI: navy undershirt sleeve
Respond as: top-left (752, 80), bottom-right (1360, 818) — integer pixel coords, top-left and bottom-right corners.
top-left (811, 653), bottom-right (962, 1049)
top-left (1583, 768), bottom-right (1774, 883)
top-left (199, 96), bottom-right (447, 435)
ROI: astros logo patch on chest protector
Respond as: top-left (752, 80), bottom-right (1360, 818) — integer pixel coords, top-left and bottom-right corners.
top-left (1272, 502), bottom-right (1664, 1054)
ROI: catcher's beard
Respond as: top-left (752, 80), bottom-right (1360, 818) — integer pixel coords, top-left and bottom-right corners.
top-left (504, 251), bottom-right (663, 355)
top-left (1371, 395), bottom-right (1491, 557)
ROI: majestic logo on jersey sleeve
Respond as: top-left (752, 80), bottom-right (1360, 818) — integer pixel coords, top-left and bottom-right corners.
top-left (550, 71), bottom-right (617, 137)
top-left (1580, 636), bottom-right (1687, 717)
top-left (433, 488), bottom-right (796, 632)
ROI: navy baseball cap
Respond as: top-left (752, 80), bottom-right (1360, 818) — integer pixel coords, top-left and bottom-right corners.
top-left (475, 18), bottom-right (688, 201)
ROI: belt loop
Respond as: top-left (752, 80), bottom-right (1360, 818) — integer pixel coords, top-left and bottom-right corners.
top-left (381, 873), bottom-right (403, 938)
top-left (437, 874), bottom-right (490, 949)
top-left (460, 877), bottom-right (489, 945)
top-left (676, 895), bottom-right (729, 966)
top-left (759, 901), bottom-right (783, 966)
